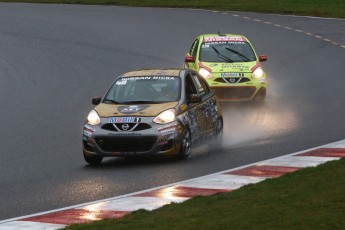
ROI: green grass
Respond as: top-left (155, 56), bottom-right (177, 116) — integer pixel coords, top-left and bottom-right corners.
top-left (0, 0), bottom-right (344, 18)
top-left (66, 157), bottom-right (345, 230)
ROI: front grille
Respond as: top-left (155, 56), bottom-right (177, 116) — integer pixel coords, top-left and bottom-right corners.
top-left (102, 123), bottom-right (151, 132)
top-left (214, 77), bottom-right (251, 84)
top-left (212, 87), bottom-right (256, 100)
top-left (95, 136), bottom-right (157, 152)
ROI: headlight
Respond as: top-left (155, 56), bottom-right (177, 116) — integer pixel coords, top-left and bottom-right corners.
top-left (87, 110), bottom-right (100, 125)
top-left (153, 109), bottom-right (176, 124)
top-left (199, 68), bottom-right (213, 79)
top-left (252, 67), bottom-right (265, 79)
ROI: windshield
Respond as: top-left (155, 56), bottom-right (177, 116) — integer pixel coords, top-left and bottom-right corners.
top-left (199, 39), bottom-right (256, 62)
top-left (104, 76), bottom-right (181, 104)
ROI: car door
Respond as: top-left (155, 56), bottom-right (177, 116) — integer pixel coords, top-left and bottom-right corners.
top-left (185, 38), bottom-right (199, 71)
top-left (190, 73), bottom-right (218, 135)
top-left (184, 73), bottom-right (207, 140)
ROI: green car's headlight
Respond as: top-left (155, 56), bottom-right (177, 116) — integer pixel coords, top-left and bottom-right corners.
top-left (153, 109), bottom-right (176, 124)
top-left (199, 68), bottom-right (213, 79)
top-left (252, 67), bottom-right (265, 79)
top-left (87, 110), bottom-right (100, 125)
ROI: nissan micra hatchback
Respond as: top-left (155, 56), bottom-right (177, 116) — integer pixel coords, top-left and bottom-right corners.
top-left (83, 69), bottom-right (223, 165)
top-left (184, 34), bottom-right (268, 101)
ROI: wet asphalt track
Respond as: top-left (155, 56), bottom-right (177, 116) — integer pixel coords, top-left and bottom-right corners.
top-left (0, 3), bottom-right (344, 220)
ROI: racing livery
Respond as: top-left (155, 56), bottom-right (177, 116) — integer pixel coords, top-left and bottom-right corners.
top-left (83, 69), bottom-right (223, 165)
top-left (184, 34), bottom-right (268, 101)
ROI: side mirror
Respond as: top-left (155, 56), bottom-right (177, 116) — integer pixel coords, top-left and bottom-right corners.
top-left (189, 94), bottom-right (202, 103)
top-left (92, 96), bottom-right (101, 105)
top-left (185, 56), bottom-right (195, 63)
top-left (259, 55), bottom-right (267, 62)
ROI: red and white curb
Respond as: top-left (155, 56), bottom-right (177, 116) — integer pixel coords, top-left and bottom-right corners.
top-left (1, 139), bottom-right (345, 229)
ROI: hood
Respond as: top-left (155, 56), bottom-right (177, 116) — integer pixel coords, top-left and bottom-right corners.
top-left (200, 61), bottom-right (259, 73)
top-left (95, 102), bottom-right (179, 117)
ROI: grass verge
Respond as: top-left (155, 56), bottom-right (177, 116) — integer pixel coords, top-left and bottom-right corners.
top-left (66, 157), bottom-right (345, 229)
top-left (0, 0), bottom-right (344, 18)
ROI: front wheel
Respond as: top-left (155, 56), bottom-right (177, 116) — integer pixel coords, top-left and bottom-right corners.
top-left (178, 128), bottom-right (191, 159)
top-left (84, 154), bottom-right (103, 165)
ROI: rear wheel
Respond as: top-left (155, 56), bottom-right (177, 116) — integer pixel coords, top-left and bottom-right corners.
top-left (84, 154), bottom-right (103, 165)
top-left (178, 127), bottom-right (191, 159)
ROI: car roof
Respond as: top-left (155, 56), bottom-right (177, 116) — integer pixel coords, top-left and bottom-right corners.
top-left (122, 69), bottom-right (182, 77)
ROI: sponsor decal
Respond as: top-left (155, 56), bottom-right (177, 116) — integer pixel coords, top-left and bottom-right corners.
top-left (180, 104), bottom-right (186, 111)
top-left (203, 37), bottom-right (246, 43)
top-left (157, 122), bottom-right (178, 131)
top-left (118, 105), bottom-right (149, 114)
top-left (158, 123), bottom-right (177, 137)
top-left (220, 63), bottom-right (250, 71)
top-left (83, 125), bottom-right (95, 138)
top-left (108, 132), bottom-right (141, 136)
top-left (159, 128), bottom-right (176, 136)
top-left (109, 117), bottom-right (141, 123)
top-left (220, 73), bottom-right (244, 78)
top-left (159, 127), bottom-right (176, 136)
top-left (116, 79), bottom-right (127, 85)
top-left (209, 64), bottom-right (218, 67)
top-left (126, 76), bottom-right (175, 80)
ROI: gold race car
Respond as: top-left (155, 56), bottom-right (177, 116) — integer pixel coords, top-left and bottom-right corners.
top-left (83, 69), bottom-right (223, 165)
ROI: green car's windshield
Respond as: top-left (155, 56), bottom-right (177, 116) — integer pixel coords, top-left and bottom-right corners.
top-left (199, 41), bottom-right (256, 62)
top-left (104, 76), bottom-right (181, 104)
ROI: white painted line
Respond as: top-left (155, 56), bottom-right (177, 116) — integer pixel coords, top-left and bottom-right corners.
top-left (179, 174), bottom-right (266, 190)
top-left (325, 139), bottom-right (345, 148)
top-left (0, 221), bottom-right (65, 230)
top-left (81, 196), bottom-right (187, 212)
top-left (262, 156), bottom-right (338, 168)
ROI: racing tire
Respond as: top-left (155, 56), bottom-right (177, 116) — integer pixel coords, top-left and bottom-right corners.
top-left (84, 155), bottom-right (103, 165)
top-left (178, 127), bottom-right (191, 159)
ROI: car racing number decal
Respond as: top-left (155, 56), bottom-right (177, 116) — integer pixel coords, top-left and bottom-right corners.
top-left (118, 105), bottom-right (149, 114)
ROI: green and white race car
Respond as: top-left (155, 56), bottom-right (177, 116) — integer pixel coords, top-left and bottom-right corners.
top-left (184, 34), bottom-right (267, 102)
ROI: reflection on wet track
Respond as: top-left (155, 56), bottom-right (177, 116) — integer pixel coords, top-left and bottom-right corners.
top-left (223, 103), bottom-right (298, 145)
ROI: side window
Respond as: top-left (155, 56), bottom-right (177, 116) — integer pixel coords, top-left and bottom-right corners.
top-left (191, 73), bottom-right (209, 96)
top-left (185, 74), bottom-right (197, 103)
top-left (189, 39), bottom-right (199, 58)
top-left (197, 74), bottom-right (210, 94)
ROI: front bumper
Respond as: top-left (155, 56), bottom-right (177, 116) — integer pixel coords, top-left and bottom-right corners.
top-left (208, 75), bottom-right (266, 101)
top-left (83, 118), bottom-right (183, 157)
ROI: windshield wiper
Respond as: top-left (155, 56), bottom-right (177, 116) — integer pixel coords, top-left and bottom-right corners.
top-left (212, 47), bottom-right (233, 63)
top-left (103, 99), bottom-right (119, 104)
top-left (121, 101), bottom-right (160, 104)
top-left (225, 47), bottom-right (251, 62)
